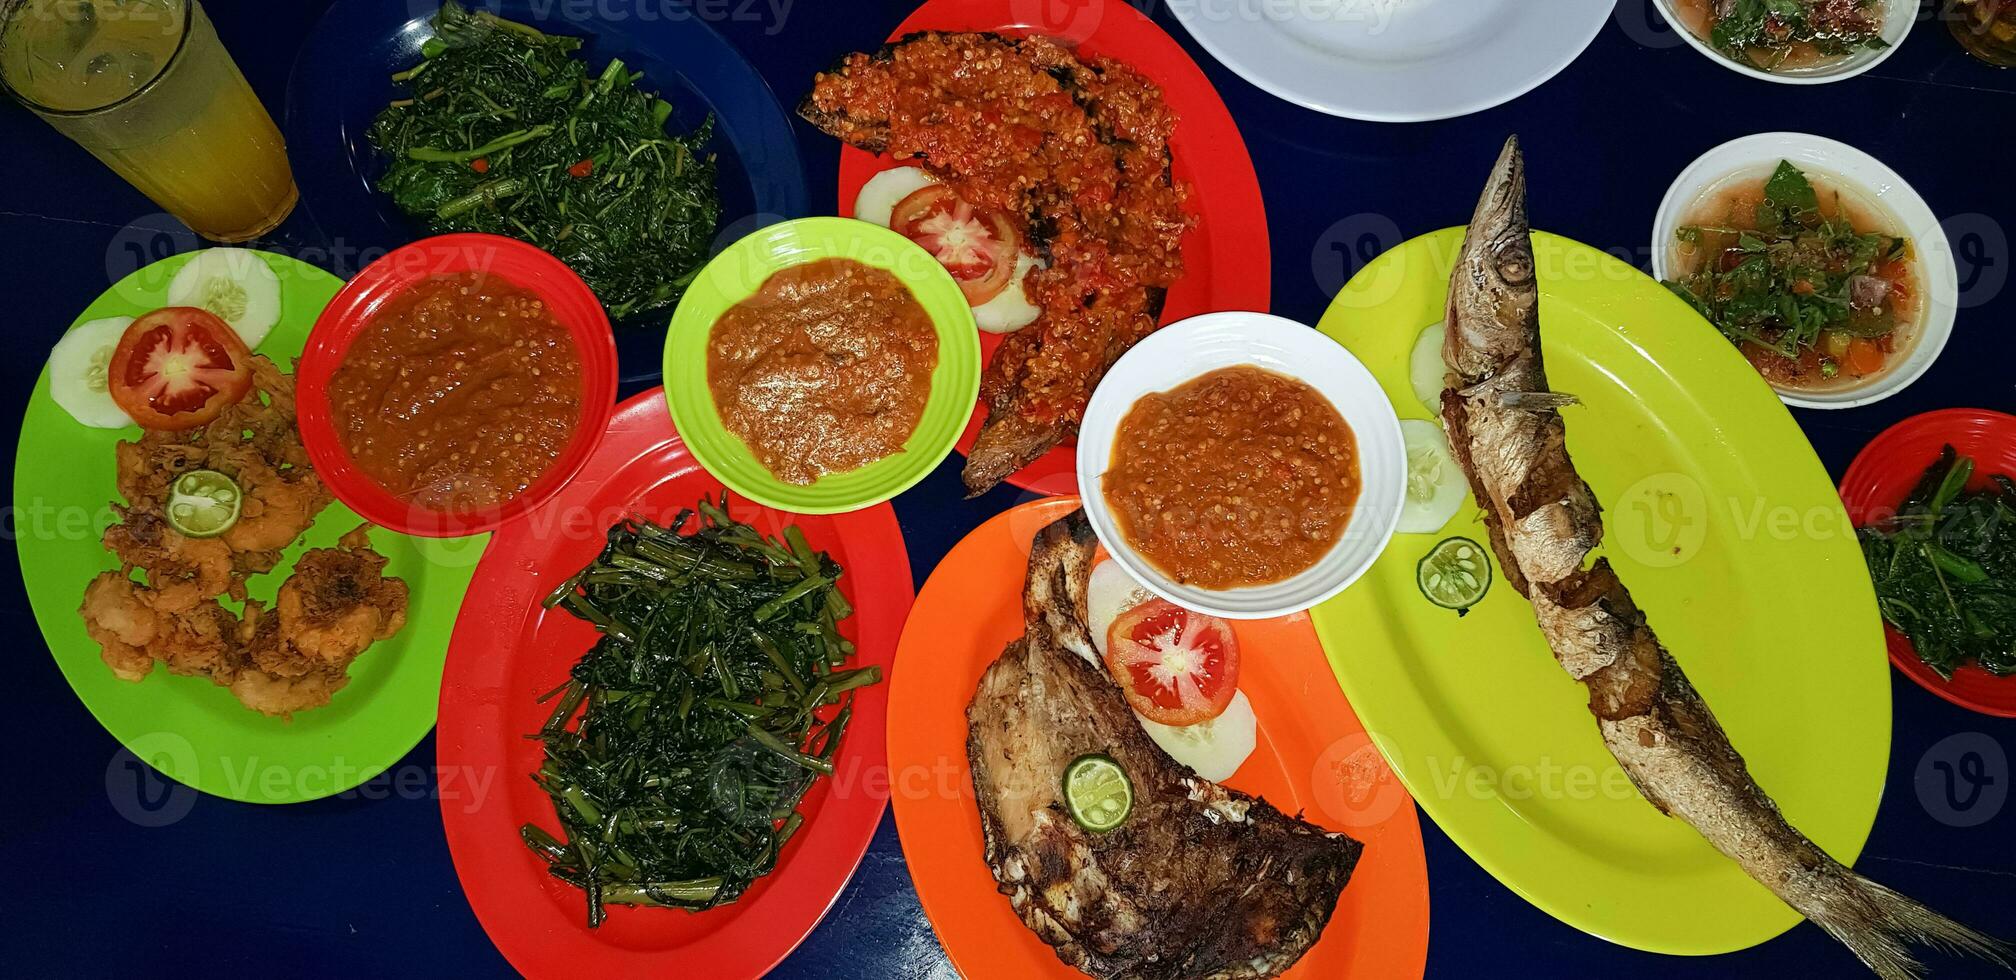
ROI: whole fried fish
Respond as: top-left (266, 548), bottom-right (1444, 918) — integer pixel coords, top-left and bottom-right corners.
top-left (967, 511), bottom-right (1360, 979)
top-left (1441, 136), bottom-right (2008, 979)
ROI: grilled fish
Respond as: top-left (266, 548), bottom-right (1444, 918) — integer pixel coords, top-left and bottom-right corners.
top-left (966, 511), bottom-right (1361, 979)
top-left (1441, 136), bottom-right (2009, 980)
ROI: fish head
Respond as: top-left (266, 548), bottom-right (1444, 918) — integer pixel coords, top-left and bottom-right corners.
top-left (1446, 135), bottom-right (1538, 381)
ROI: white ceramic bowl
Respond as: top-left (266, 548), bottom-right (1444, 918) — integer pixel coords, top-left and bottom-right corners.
top-left (1075, 312), bottom-right (1405, 620)
top-left (1168, 0), bottom-right (1615, 122)
top-left (1653, 0), bottom-right (1915, 84)
top-left (1651, 132), bottom-right (1957, 410)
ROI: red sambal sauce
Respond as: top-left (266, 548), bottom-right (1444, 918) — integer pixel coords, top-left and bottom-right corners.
top-left (808, 32), bottom-right (1192, 426)
top-left (326, 271), bottom-right (583, 512)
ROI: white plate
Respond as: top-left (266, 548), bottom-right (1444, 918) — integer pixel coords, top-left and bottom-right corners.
top-left (1076, 312), bottom-right (1405, 619)
top-left (1653, 0), bottom-right (1914, 84)
top-left (1651, 132), bottom-right (1957, 410)
top-left (1165, 0), bottom-right (1615, 122)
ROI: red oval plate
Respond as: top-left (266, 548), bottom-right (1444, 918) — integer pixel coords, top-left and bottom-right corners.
top-left (298, 233), bottom-right (619, 538)
top-left (834, 0), bottom-right (1271, 495)
top-left (437, 389), bottom-right (911, 978)
top-left (887, 497), bottom-right (1429, 980)
top-left (1840, 408), bottom-right (2016, 717)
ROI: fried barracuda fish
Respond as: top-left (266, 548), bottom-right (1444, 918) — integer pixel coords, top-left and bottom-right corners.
top-left (802, 32), bottom-right (1190, 495)
top-left (966, 511), bottom-right (1360, 979)
top-left (1440, 136), bottom-right (2008, 979)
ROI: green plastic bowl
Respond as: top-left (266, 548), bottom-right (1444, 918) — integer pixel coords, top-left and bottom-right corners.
top-left (664, 217), bottom-right (981, 514)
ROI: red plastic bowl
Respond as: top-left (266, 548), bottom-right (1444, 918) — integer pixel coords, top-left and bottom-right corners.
top-left (297, 233), bottom-right (619, 538)
top-left (1839, 408), bottom-right (2016, 717)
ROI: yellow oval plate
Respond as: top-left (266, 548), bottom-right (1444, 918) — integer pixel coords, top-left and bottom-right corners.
top-left (1310, 229), bottom-right (1889, 954)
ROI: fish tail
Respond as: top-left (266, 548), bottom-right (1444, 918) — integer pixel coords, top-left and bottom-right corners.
top-left (1792, 862), bottom-right (2012, 980)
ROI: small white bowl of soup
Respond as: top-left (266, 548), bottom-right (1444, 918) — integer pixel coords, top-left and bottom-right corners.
top-left (1652, 132), bottom-right (1957, 410)
top-left (1075, 312), bottom-right (1406, 620)
top-left (1655, 0), bottom-right (1915, 83)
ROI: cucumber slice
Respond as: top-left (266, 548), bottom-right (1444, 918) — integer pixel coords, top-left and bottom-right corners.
top-left (47, 316), bottom-right (136, 428)
top-left (167, 248), bottom-right (282, 349)
top-left (1086, 559), bottom-right (1155, 662)
top-left (852, 166), bottom-right (938, 228)
top-left (1418, 536), bottom-right (1491, 613)
top-left (1063, 753), bottom-right (1133, 833)
top-left (1409, 321), bottom-right (1448, 410)
top-left (166, 469), bottom-right (241, 539)
top-left (1135, 689), bottom-right (1256, 783)
top-left (974, 252), bottom-right (1042, 334)
top-left (1398, 419), bottom-right (1467, 534)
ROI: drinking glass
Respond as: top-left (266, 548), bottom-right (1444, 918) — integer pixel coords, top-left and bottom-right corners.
top-left (0, 0), bottom-right (298, 241)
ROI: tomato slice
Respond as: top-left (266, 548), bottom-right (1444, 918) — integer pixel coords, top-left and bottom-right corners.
top-left (1103, 598), bottom-right (1240, 727)
top-left (108, 307), bottom-right (254, 431)
top-left (889, 184), bottom-right (1020, 305)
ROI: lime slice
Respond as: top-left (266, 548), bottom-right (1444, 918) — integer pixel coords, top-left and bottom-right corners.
top-left (1063, 753), bottom-right (1133, 833)
top-left (166, 469), bottom-right (242, 539)
top-left (1418, 536), bottom-right (1491, 612)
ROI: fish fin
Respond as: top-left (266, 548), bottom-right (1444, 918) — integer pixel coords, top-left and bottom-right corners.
top-left (1798, 867), bottom-right (2013, 980)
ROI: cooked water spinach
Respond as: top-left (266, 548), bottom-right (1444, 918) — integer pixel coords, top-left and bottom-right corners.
top-left (523, 497), bottom-right (878, 925)
top-left (1861, 448), bottom-right (2016, 678)
top-left (370, 1), bottom-right (720, 319)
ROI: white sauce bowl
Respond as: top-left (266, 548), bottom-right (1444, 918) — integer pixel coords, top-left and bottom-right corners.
top-left (1075, 312), bottom-right (1405, 620)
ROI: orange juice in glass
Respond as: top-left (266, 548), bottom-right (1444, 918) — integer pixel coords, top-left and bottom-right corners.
top-left (0, 0), bottom-right (296, 241)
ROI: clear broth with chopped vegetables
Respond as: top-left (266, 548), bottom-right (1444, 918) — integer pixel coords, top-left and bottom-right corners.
top-left (1663, 161), bottom-right (1919, 392)
top-left (1669, 0), bottom-right (1889, 71)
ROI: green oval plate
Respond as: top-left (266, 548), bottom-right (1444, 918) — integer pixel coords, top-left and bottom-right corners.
top-left (16, 251), bottom-right (487, 804)
top-left (664, 217), bottom-right (981, 514)
top-left (1310, 230), bottom-right (1889, 954)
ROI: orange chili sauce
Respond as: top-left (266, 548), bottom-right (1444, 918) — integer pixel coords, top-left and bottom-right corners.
top-left (706, 258), bottom-right (939, 485)
top-left (328, 271), bottom-right (582, 511)
top-left (1101, 366), bottom-right (1359, 589)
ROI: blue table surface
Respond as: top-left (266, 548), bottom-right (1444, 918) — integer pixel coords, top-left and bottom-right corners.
top-left (5, 2), bottom-right (2013, 977)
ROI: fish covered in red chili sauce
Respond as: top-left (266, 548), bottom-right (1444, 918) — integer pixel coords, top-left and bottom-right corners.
top-left (802, 32), bottom-right (1193, 495)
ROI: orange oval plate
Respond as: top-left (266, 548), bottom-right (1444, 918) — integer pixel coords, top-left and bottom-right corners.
top-left (886, 497), bottom-right (1429, 979)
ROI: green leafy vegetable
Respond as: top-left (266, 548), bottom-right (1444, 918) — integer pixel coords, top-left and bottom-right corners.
top-left (1708, 0), bottom-right (1889, 68)
top-left (523, 497), bottom-right (878, 925)
top-left (370, 1), bottom-right (721, 320)
top-left (1660, 160), bottom-right (1910, 375)
top-left (1860, 448), bottom-right (2016, 679)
